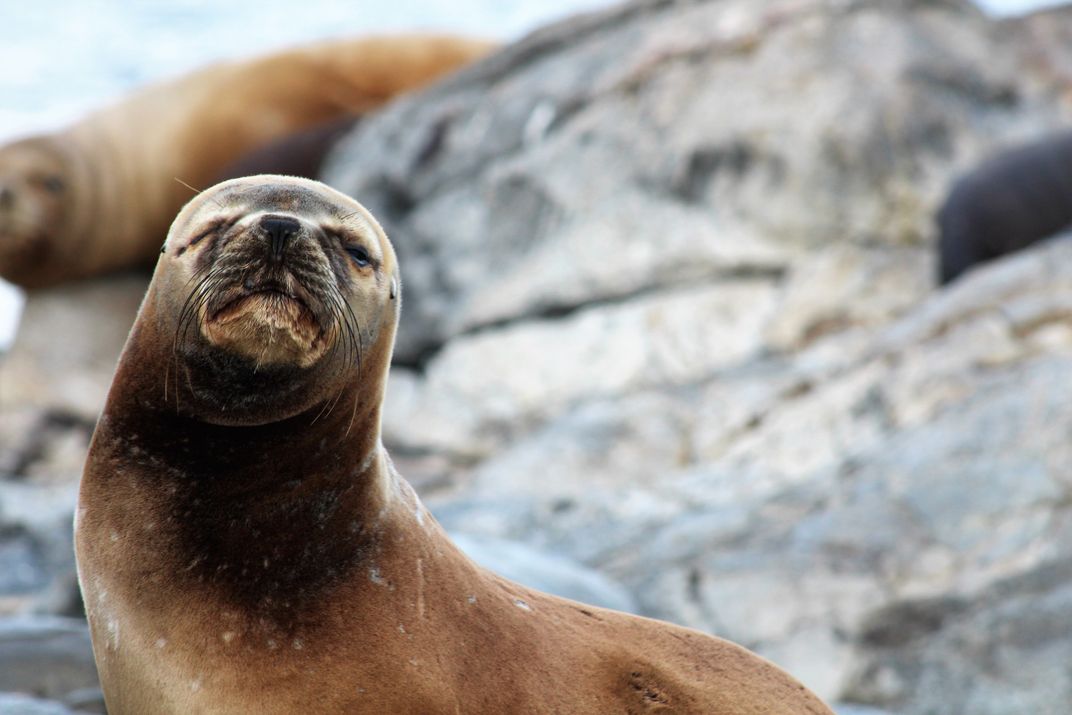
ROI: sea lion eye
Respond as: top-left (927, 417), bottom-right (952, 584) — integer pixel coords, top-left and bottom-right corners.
top-left (41, 176), bottom-right (65, 193)
top-left (346, 245), bottom-right (371, 267)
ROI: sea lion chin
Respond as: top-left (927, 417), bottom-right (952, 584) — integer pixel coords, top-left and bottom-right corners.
top-left (202, 290), bottom-right (327, 368)
top-left (151, 175), bottom-right (396, 426)
top-left (76, 176), bottom-right (832, 715)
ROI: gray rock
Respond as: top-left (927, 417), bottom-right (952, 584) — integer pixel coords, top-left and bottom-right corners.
top-left (0, 484), bottom-right (79, 617)
top-left (845, 559), bottom-right (1072, 715)
top-left (58, 689), bottom-right (104, 715)
top-left (0, 693), bottom-right (82, 715)
top-left (0, 273), bottom-right (147, 422)
top-left (0, 618), bottom-right (97, 702)
top-left (451, 532), bottom-right (638, 613)
top-left (325, 0), bottom-right (1062, 366)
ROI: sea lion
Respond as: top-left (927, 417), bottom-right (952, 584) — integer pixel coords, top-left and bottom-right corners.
top-left (75, 175), bottom-right (833, 714)
top-left (210, 115), bottom-right (363, 185)
top-left (937, 130), bottom-right (1072, 284)
top-left (0, 35), bottom-right (493, 289)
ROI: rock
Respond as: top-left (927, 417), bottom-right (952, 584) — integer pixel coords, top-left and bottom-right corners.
top-left (0, 273), bottom-right (147, 422)
top-left (0, 693), bottom-right (84, 715)
top-left (325, 0), bottom-right (1064, 366)
top-left (0, 617), bottom-right (98, 703)
top-left (844, 559), bottom-right (1072, 714)
top-left (321, 0), bottom-right (1072, 709)
top-left (0, 484), bottom-right (79, 617)
top-left (59, 688), bottom-right (105, 715)
top-left (451, 532), bottom-right (638, 613)
top-left (430, 238), bottom-right (1072, 703)
top-left (385, 281), bottom-right (779, 456)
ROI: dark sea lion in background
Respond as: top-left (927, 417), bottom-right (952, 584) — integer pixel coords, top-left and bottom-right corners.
top-left (0, 35), bottom-right (494, 289)
top-left (937, 130), bottom-right (1072, 284)
top-left (75, 175), bottom-right (834, 714)
top-left (210, 115), bottom-right (362, 185)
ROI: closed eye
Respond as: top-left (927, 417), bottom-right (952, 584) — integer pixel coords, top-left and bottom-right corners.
top-left (346, 245), bottom-right (371, 267)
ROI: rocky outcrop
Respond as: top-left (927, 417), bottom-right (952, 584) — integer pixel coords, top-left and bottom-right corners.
top-left (320, 0), bottom-right (1072, 710)
top-left (0, 617), bottom-right (101, 712)
top-left (4, 0), bottom-right (1072, 712)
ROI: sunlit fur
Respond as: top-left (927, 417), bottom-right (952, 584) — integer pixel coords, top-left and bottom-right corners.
top-left (0, 35), bottom-right (494, 288)
top-left (0, 138), bottom-right (77, 285)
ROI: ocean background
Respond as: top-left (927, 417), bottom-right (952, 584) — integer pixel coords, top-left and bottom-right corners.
top-left (0, 0), bottom-right (1065, 348)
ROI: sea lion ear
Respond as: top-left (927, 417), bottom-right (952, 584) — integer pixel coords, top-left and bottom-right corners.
top-left (160, 242), bottom-right (167, 254)
top-left (390, 277), bottom-right (397, 300)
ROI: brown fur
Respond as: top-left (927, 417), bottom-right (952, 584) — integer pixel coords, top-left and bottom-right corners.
top-left (0, 35), bottom-right (493, 289)
top-left (76, 176), bottom-right (833, 715)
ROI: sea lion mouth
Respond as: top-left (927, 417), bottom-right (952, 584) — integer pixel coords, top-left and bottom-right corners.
top-left (210, 284), bottom-right (316, 326)
top-left (199, 276), bottom-right (335, 368)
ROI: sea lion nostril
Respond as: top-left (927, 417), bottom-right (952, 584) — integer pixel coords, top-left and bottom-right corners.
top-left (0, 186), bottom-right (14, 209)
top-left (260, 215), bottom-right (300, 259)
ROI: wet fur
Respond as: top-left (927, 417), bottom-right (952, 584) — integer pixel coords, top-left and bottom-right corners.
top-left (938, 130), bottom-right (1072, 284)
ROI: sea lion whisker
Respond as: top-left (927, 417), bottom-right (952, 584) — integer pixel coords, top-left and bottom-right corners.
top-left (174, 268), bottom-right (219, 346)
top-left (334, 290), bottom-right (361, 368)
top-left (336, 289), bottom-right (364, 370)
top-left (319, 287), bottom-right (352, 368)
top-left (312, 375), bottom-right (348, 425)
top-left (315, 292), bottom-right (360, 424)
top-left (174, 177), bottom-right (223, 209)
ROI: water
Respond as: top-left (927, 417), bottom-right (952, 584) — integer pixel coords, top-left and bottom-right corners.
top-left (0, 0), bottom-right (620, 140)
top-left (0, 0), bottom-right (1061, 348)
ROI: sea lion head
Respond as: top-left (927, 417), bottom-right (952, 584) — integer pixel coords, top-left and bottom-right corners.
top-left (0, 136), bottom-right (73, 286)
top-left (147, 175), bottom-right (399, 426)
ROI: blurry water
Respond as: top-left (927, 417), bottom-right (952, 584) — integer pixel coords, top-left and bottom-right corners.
top-left (0, 0), bottom-right (623, 140)
top-left (0, 0), bottom-right (1061, 347)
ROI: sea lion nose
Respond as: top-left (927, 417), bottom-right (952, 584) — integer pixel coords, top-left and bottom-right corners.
top-left (260, 215), bottom-right (300, 260)
top-left (0, 186), bottom-right (14, 210)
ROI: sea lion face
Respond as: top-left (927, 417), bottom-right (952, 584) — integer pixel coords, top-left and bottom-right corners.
top-left (153, 175), bottom-right (399, 425)
top-left (0, 137), bottom-right (70, 283)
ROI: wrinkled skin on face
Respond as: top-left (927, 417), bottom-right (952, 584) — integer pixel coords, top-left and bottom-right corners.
top-left (0, 137), bottom-right (73, 285)
top-left (150, 175), bottom-right (400, 426)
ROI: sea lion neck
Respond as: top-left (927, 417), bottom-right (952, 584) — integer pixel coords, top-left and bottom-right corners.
top-left (90, 399), bottom-right (397, 618)
top-left (89, 311), bottom-right (398, 615)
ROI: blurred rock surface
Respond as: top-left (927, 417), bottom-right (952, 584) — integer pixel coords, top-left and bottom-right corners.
top-left (5, 0), bottom-right (1072, 712)
top-left (0, 617), bottom-right (100, 712)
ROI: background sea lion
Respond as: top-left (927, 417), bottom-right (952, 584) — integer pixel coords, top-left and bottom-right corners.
top-left (210, 115), bottom-right (363, 185)
top-left (75, 175), bottom-right (833, 714)
top-left (937, 130), bottom-right (1072, 284)
top-left (0, 34), bottom-right (493, 289)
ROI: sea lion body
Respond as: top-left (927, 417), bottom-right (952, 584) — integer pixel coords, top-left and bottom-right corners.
top-left (0, 35), bottom-right (493, 288)
top-left (938, 130), bottom-right (1072, 284)
top-left (75, 176), bottom-right (832, 715)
